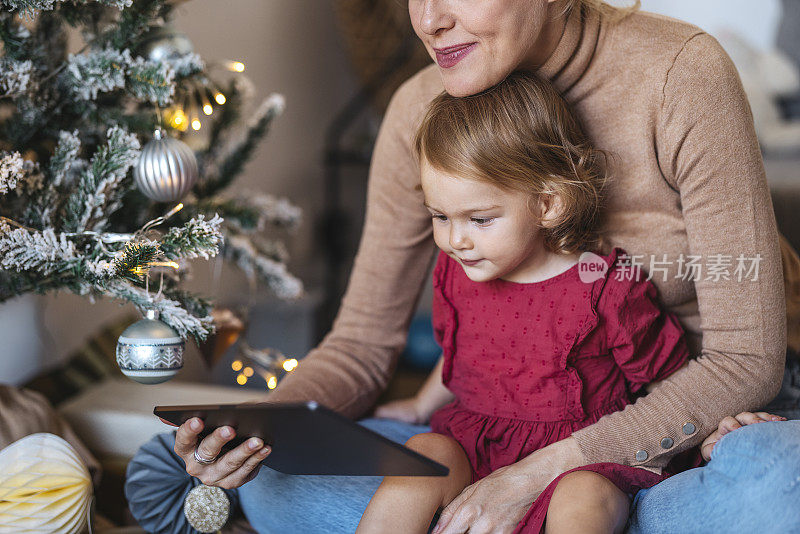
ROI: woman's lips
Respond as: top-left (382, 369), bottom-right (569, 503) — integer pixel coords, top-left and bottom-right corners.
top-left (434, 43), bottom-right (477, 69)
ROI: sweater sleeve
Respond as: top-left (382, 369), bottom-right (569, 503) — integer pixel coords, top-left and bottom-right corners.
top-left (571, 33), bottom-right (787, 469)
top-left (602, 269), bottom-right (690, 394)
top-left (263, 72), bottom-right (439, 419)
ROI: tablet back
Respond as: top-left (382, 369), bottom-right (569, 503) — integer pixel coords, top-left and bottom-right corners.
top-left (154, 401), bottom-right (449, 476)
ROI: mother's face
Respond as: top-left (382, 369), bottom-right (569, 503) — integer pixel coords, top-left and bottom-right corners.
top-left (408, 0), bottom-right (557, 97)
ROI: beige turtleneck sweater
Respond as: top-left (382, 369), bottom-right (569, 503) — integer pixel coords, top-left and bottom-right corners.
top-left (268, 7), bottom-right (794, 470)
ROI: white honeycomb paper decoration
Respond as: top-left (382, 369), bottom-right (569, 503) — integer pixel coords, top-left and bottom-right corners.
top-left (0, 433), bottom-right (92, 533)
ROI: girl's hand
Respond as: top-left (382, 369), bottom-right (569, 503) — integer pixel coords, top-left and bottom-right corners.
top-left (432, 436), bottom-right (585, 534)
top-left (374, 397), bottom-right (427, 424)
top-left (700, 411), bottom-right (787, 461)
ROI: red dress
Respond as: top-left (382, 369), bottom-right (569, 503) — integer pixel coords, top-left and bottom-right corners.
top-left (428, 247), bottom-right (691, 533)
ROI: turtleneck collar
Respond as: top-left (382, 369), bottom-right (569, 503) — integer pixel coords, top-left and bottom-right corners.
top-left (537, 4), bottom-right (602, 94)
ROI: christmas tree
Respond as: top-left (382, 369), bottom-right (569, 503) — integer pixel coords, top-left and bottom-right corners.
top-left (0, 0), bottom-right (303, 343)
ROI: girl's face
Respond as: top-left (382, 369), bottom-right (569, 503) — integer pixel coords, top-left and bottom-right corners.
top-left (421, 161), bottom-right (551, 283)
top-left (408, 0), bottom-right (561, 97)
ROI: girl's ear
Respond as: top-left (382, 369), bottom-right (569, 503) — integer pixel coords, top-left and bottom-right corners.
top-left (534, 193), bottom-right (564, 229)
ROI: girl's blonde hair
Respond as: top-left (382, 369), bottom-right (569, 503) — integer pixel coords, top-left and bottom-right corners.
top-left (413, 71), bottom-right (609, 255)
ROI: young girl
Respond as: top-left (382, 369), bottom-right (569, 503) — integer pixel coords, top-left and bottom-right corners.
top-left (355, 72), bottom-right (693, 534)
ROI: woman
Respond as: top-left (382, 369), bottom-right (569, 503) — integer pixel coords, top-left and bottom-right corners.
top-left (165, 0), bottom-right (800, 531)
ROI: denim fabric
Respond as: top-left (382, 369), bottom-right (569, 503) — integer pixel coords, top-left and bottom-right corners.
top-left (627, 420), bottom-right (800, 534)
top-left (238, 417), bottom-right (433, 534)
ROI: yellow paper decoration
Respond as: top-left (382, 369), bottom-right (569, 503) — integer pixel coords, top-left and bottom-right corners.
top-left (0, 433), bottom-right (92, 533)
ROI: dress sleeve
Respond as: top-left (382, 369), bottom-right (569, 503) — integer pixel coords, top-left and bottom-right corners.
top-left (601, 272), bottom-right (689, 394)
top-left (264, 68), bottom-right (441, 418)
top-left (571, 33), bottom-right (786, 469)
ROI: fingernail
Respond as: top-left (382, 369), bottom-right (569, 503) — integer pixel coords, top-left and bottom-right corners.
top-left (221, 427), bottom-right (233, 438)
top-left (248, 438), bottom-right (262, 450)
top-left (259, 447), bottom-right (270, 456)
top-left (189, 419), bottom-right (200, 432)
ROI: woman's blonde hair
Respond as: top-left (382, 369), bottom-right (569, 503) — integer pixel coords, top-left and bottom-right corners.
top-left (413, 71), bottom-right (609, 255)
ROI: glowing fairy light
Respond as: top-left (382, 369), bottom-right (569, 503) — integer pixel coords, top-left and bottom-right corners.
top-left (191, 118), bottom-right (201, 131)
top-left (202, 103), bottom-right (213, 115)
top-left (267, 376), bottom-right (277, 389)
top-left (236, 373), bottom-right (247, 385)
top-left (228, 61), bottom-right (245, 72)
top-left (214, 92), bottom-right (226, 105)
top-left (243, 366), bottom-right (254, 377)
top-left (231, 360), bottom-right (243, 372)
top-left (282, 358), bottom-right (298, 372)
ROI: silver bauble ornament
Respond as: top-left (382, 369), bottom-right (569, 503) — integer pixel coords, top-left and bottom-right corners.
top-left (116, 309), bottom-right (184, 384)
top-left (138, 24), bottom-right (194, 63)
top-left (134, 129), bottom-right (199, 202)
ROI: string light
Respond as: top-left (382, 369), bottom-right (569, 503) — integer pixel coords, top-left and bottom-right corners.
top-left (231, 360), bottom-right (243, 372)
top-left (243, 366), bottom-right (254, 377)
top-left (214, 92), bottom-right (226, 105)
top-left (228, 61), bottom-right (245, 73)
top-left (236, 373), bottom-right (247, 385)
top-left (282, 358), bottom-right (298, 372)
top-left (202, 103), bottom-right (213, 115)
top-left (267, 376), bottom-right (277, 389)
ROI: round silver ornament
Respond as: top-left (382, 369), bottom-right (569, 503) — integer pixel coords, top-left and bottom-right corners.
top-left (134, 129), bottom-right (199, 202)
top-left (116, 309), bottom-right (184, 384)
top-left (138, 24), bottom-right (194, 63)
top-left (184, 484), bottom-right (230, 533)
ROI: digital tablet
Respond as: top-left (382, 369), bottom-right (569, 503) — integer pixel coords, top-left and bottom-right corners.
top-left (154, 401), bottom-right (449, 476)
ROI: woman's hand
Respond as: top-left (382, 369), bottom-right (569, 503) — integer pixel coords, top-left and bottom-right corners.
top-left (173, 417), bottom-right (272, 489)
top-left (700, 411), bottom-right (786, 461)
top-left (432, 436), bottom-right (585, 534)
top-left (374, 397), bottom-right (428, 424)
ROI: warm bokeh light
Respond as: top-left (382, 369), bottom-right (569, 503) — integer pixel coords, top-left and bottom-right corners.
top-left (168, 109), bottom-right (188, 132)
top-left (267, 376), bottom-right (277, 389)
top-left (203, 104), bottom-right (213, 115)
top-left (243, 366), bottom-right (254, 377)
top-left (230, 61), bottom-right (245, 72)
top-left (231, 360), bottom-right (243, 372)
top-left (191, 118), bottom-right (201, 131)
top-left (282, 358), bottom-right (298, 372)
top-left (236, 373), bottom-right (247, 385)
top-left (214, 92), bottom-right (226, 105)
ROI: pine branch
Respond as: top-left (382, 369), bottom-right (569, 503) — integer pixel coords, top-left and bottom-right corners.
top-left (126, 55), bottom-right (174, 105)
top-left (0, 57), bottom-right (34, 98)
top-left (196, 94), bottom-right (284, 198)
top-left (62, 125), bottom-right (140, 232)
top-left (223, 232), bottom-right (303, 300)
top-left (0, 12), bottom-right (31, 60)
top-left (102, 278), bottom-right (214, 342)
top-left (158, 213), bottom-right (223, 260)
top-left (0, 225), bottom-right (78, 276)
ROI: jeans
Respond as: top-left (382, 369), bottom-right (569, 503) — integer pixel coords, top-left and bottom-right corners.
top-left (238, 418), bottom-right (800, 534)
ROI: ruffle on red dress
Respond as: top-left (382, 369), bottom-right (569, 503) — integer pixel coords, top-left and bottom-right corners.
top-left (428, 247), bottom-right (692, 533)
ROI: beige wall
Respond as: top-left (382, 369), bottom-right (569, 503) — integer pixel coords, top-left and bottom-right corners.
top-left (1, 0), bottom-right (359, 383)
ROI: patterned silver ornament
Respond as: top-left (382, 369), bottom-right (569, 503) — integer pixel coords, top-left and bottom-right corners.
top-left (134, 129), bottom-right (198, 202)
top-left (116, 309), bottom-right (184, 384)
